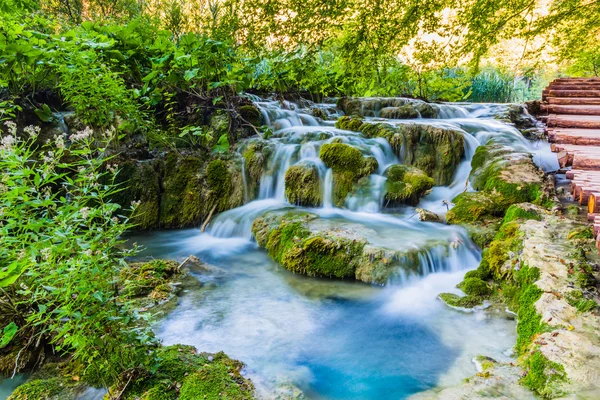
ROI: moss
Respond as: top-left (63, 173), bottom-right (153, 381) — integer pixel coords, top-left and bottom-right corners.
top-left (462, 222), bottom-right (500, 248)
top-left (110, 159), bottom-right (162, 230)
top-left (521, 351), bottom-right (567, 398)
top-left (446, 191), bottom-right (504, 224)
top-left (206, 160), bottom-right (230, 200)
top-left (335, 117), bottom-right (464, 185)
top-left (564, 290), bottom-right (598, 313)
top-left (503, 204), bottom-right (542, 224)
top-left (118, 260), bottom-right (181, 308)
top-left (8, 378), bottom-right (64, 400)
top-left (458, 277), bottom-right (492, 297)
top-left (384, 165), bottom-right (434, 206)
top-left (319, 143), bottom-right (372, 206)
top-left (160, 153), bottom-right (205, 228)
top-left (284, 162), bottom-right (322, 207)
top-left (179, 358), bottom-right (253, 400)
top-left (257, 214), bottom-right (365, 279)
top-left (564, 205), bottom-right (580, 217)
top-left (438, 293), bottom-right (484, 308)
top-left (484, 222), bottom-right (523, 279)
top-left (464, 261), bottom-right (492, 281)
top-left (335, 115), bottom-right (364, 131)
top-left (475, 355), bottom-right (496, 372)
top-left (567, 226), bottom-right (594, 240)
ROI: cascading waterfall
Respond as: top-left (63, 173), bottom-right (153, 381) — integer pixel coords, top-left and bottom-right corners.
top-left (141, 95), bottom-right (554, 399)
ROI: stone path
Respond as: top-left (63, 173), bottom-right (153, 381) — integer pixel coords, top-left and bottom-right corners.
top-left (544, 77), bottom-right (600, 246)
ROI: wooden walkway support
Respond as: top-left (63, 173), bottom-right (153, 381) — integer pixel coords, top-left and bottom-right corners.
top-left (544, 77), bottom-right (600, 249)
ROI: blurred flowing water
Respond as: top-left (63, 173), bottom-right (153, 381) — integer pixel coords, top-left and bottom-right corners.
top-left (126, 99), bottom-right (553, 398)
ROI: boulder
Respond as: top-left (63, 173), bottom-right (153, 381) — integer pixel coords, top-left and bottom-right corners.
top-left (285, 161), bottom-right (322, 207)
top-left (384, 165), bottom-right (434, 206)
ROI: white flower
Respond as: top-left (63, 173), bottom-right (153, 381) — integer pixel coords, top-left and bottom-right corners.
top-left (3, 121), bottom-right (17, 135)
top-left (40, 247), bottom-right (51, 260)
top-left (83, 249), bottom-right (92, 257)
top-left (81, 207), bottom-right (90, 219)
top-left (111, 216), bottom-right (119, 224)
top-left (23, 125), bottom-right (41, 138)
top-left (69, 127), bottom-right (93, 142)
top-left (0, 134), bottom-right (16, 151)
top-left (43, 151), bottom-right (55, 164)
top-left (107, 164), bottom-right (117, 174)
top-left (131, 200), bottom-right (141, 208)
top-left (55, 134), bottom-right (66, 149)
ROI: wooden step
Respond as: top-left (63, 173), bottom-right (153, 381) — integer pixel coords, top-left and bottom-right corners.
top-left (547, 90), bottom-right (600, 98)
top-left (542, 105), bottom-right (600, 115)
top-left (547, 97), bottom-right (600, 105)
top-left (548, 85), bottom-right (600, 91)
top-left (553, 78), bottom-right (600, 83)
top-left (548, 129), bottom-right (600, 145)
top-left (547, 115), bottom-right (600, 129)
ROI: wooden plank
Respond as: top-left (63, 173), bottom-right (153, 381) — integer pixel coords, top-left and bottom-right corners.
top-left (548, 97), bottom-right (600, 105)
top-left (548, 90), bottom-right (600, 98)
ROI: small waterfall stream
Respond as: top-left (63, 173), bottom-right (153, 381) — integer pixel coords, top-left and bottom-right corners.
top-left (130, 97), bottom-right (556, 399)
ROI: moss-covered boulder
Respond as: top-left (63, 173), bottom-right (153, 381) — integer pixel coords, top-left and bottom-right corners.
top-left (242, 139), bottom-right (273, 200)
top-left (336, 97), bottom-right (438, 119)
top-left (336, 117), bottom-right (464, 185)
top-left (319, 142), bottom-right (377, 206)
top-left (447, 143), bottom-right (548, 230)
top-left (285, 161), bottom-right (322, 207)
top-left (252, 210), bottom-right (459, 284)
top-left (384, 164), bottom-right (434, 206)
top-left (110, 159), bottom-right (163, 230)
top-left (113, 345), bottom-right (254, 400)
top-left (160, 153), bottom-right (244, 228)
top-left (380, 105), bottom-right (419, 119)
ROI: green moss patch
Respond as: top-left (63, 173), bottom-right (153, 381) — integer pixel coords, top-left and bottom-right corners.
top-left (521, 351), bottom-right (567, 399)
top-left (384, 164), bottom-right (434, 206)
top-left (284, 161), bottom-right (322, 207)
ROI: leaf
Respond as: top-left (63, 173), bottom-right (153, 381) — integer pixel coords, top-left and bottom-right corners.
top-left (0, 322), bottom-right (18, 349)
top-left (183, 69), bottom-right (199, 81)
top-left (213, 134), bottom-right (230, 153)
top-left (34, 104), bottom-right (53, 122)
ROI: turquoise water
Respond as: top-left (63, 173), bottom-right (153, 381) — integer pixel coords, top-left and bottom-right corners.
top-left (128, 228), bottom-right (517, 399)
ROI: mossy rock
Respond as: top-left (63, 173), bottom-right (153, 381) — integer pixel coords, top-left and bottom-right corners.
top-left (110, 159), bottom-right (163, 230)
top-left (379, 105), bottom-right (419, 119)
top-left (8, 377), bottom-right (66, 400)
top-left (116, 346), bottom-right (253, 400)
top-left (503, 203), bottom-right (542, 224)
top-left (384, 164), bottom-right (434, 206)
top-left (446, 191), bottom-right (505, 224)
top-left (285, 161), bottom-right (322, 207)
top-left (521, 351), bottom-right (567, 398)
top-left (242, 139), bottom-right (272, 200)
top-left (438, 293), bottom-right (484, 308)
top-left (319, 142), bottom-right (376, 206)
top-left (458, 277), bottom-right (492, 297)
top-left (336, 117), bottom-right (464, 185)
top-left (179, 360), bottom-right (254, 400)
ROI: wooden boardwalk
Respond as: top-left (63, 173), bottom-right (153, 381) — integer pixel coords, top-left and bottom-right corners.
top-left (544, 78), bottom-right (600, 243)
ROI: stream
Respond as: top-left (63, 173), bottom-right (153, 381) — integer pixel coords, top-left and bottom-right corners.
top-left (0, 98), bottom-right (558, 399)
top-left (130, 99), bottom-right (557, 399)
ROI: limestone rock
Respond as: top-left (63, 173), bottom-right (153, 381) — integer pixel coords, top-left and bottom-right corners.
top-left (284, 161), bottom-right (322, 207)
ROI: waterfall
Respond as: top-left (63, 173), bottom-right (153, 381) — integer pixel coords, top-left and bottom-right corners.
top-left (204, 96), bottom-right (552, 283)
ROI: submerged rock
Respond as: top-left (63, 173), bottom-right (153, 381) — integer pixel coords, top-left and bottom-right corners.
top-left (336, 116), bottom-right (464, 185)
top-left (384, 165), bottom-right (434, 206)
top-left (251, 210), bottom-right (458, 284)
top-left (285, 161), bottom-right (322, 207)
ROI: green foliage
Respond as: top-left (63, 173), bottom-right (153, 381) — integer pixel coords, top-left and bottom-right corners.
top-left (458, 277), bottom-right (492, 297)
top-left (564, 291), bottom-right (597, 313)
top-left (0, 121), bottom-right (153, 384)
top-left (384, 164), bottom-right (434, 206)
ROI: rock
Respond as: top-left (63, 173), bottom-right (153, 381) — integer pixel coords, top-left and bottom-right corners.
top-left (384, 165), bottom-right (434, 206)
top-left (251, 210), bottom-right (459, 284)
top-left (507, 104), bottom-right (538, 131)
top-left (446, 143), bottom-right (549, 225)
top-left (380, 105), bottom-right (419, 119)
top-left (336, 117), bottom-right (464, 185)
top-left (416, 208), bottom-right (441, 222)
top-left (285, 161), bottom-right (322, 207)
top-left (337, 97), bottom-right (439, 118)
top-left (242, 139), bottom-right (273, 200)
top-left (319, 142), bottom-right (377, 206)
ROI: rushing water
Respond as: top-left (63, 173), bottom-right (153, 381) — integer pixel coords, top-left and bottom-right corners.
top-left (132, 98), bottom-right (555, 398)
top-left (1, 97), bottom-right (556, 398)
